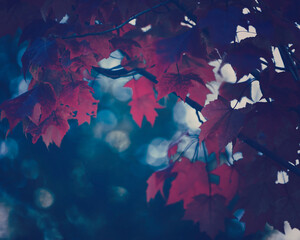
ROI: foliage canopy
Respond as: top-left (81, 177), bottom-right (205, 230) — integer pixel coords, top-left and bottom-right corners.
top-left (0, 0), bottom-right (300, 238)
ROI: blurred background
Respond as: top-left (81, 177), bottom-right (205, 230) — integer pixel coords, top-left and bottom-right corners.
top-left (0, 32), bottom-right (294, 240)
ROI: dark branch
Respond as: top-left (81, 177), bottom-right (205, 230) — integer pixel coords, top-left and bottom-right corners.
top-left (278, 45), bottom-right (300, 82)
top-left (61, 0), bottom-right (172, 39)
top-left (260, 59), bottom-right (288, 71)
top-left (238, 133), bottom-right (300, 177)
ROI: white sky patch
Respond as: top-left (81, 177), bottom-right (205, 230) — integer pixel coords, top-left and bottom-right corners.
top-left (141, 24), bottom-right (151, 32)
top-left (284, 221), bottom-right (300, 240)
top-left (255, 7), bottom-right (262, 12)
top-left (251, 80), bottom-right (263, 102)
top-left (180, 22), bottom-right (193, 28)
top-left (236, 25), bottom-right (257, 42)
top-left (173, 101), bottom-right (201, 131)
top-left (59, 14), bottom-right (69, 24)
top-left (239, 73), bottom-right (253, 83)
top-left (129, 18), bottom-right (136, 25)
top-left (181, 16), bottom-right (196, 28)
top-left (260, 57), bottom-right (268, 70)
top-left (296, 22), bottom-right (300, 30)
top-left (275, 171), bottom-right (289, 184)
top-left (98, 50), bottom-right (123, 68)
top-left (211, 60), bottom-right (237, 83)
top-left (184, 16), bottom-right (196, 26)
top-left (272, 47), bottom-right (285, 72)
top-left (242, 8), bottom-right (250, 14)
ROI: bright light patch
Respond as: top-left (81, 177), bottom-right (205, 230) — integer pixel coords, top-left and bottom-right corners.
top-left (181, 22), bottom-right (193, 28)
top-left (242, 8), bottom-right (250, 14)
top-left (0, 203), bottom-right (11, 238)
top-left (141, 24), bottom-right (152, 32)
top-left (59, 14), bottom-right (69, 24)
top-left (35, 188), bottom-right (54, 208)
top-left (184, 16), bottom-right (196, 26)
top-left (173, 101), bottom-right (201, 130)
top-left (275, 171), bottom-right (289, 184)
top-left (272, 47), bottom-right (285, 72)
top-left (236, 25), bottom-right (257, 41)
top-left (112, 76), bottom-right (133, 102)
top-left (99, 50), bottom-right (123, 68)
top-left (284, 221), bottom-right (300, 239)
top-left (260, 57), bottom-right (268, 70)
top-left (251, 80), bottom-right (263, 102)
top-left (105, 130), bottom-right (130, 152)
top-left (148, 138), bottom-right (169, 159)
top-left (129, 18), bottom-right (136, 25)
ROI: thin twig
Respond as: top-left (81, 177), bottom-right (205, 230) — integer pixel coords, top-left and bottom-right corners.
top-left (61, 0), bottom-right (172, 39)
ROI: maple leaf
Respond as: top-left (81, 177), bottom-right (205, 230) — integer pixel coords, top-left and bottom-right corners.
top-left (156, 27), bottom-right (208, 64)
top-left (183, 194), bottom-right (230, 239)
top-left (0, 82), bottom-right (56, 131)
top-left (166, 158), bottom-right (238, 208)
top-left (59, 81), bottom-right (99, 126)
top-left (198, 6), bottom-right (244, 49)
top-left (240, 103), bottom-right (300, 163)
top-left (218, 80), bottom-right (252, 101)
top-left (22, 38), bottom-right (59, 76)
top-left (19, 19), bottom-right (55, 44)
top-left (166, 158), bottom-right (210, 207)
top-left (124, 77), bottom-right (162, 127)
top-left (146, 166), bottom-right (175, 202)
top-left (24, 107), bottom-right (70, 148)
top-left (155, 54), bottom-right (215, 100)
top-left (156, 71), bottom-right (202, 100)
top-left (188, 80), bottom-right (211, 107)
top-left (260, 70), bottom-right (300, 107)
top-left (59, 39), bottom-right (93, 60)
top-left (221, 37), bottom-right (271, 80)
top-left (199, 98), bottom-right (245, 155)
top-left (178, 54), bottom-right (216, 84)
top-left (168, 144), bottom-right (178, 158)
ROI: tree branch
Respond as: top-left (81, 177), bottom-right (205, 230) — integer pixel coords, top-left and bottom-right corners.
top-left (237, 133), bottom-right (300, 177)
top-left (278, 45), bottom-right (300, 82)
top-left (61, 0), bottom-right (172, 39)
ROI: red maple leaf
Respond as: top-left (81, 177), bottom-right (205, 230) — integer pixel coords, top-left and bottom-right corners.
top-left (166, 158), bottom-right (238, 207)
top-left (21, 38), bottom-right (59, 76)
top-left (0, 82), bottom-right (56, 131)
top-left (24, 107), bottom-right (70, 147)
top-left (59, 81), bottom-right (99, 126)
top-left (188, 80), bottom-right (211, 107)
top-left (155, 54), bottom-right (215, 100)
top-left (125, 77), bottom-right (162, 127)
top-left (183, 194), bottom-right (230, 239)
top-left (156, 70), bottom-right (203, 100)
top-left (199, 98), bottom-right (245, 154)
top-left (146, 166), bottom-right (175, 202)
